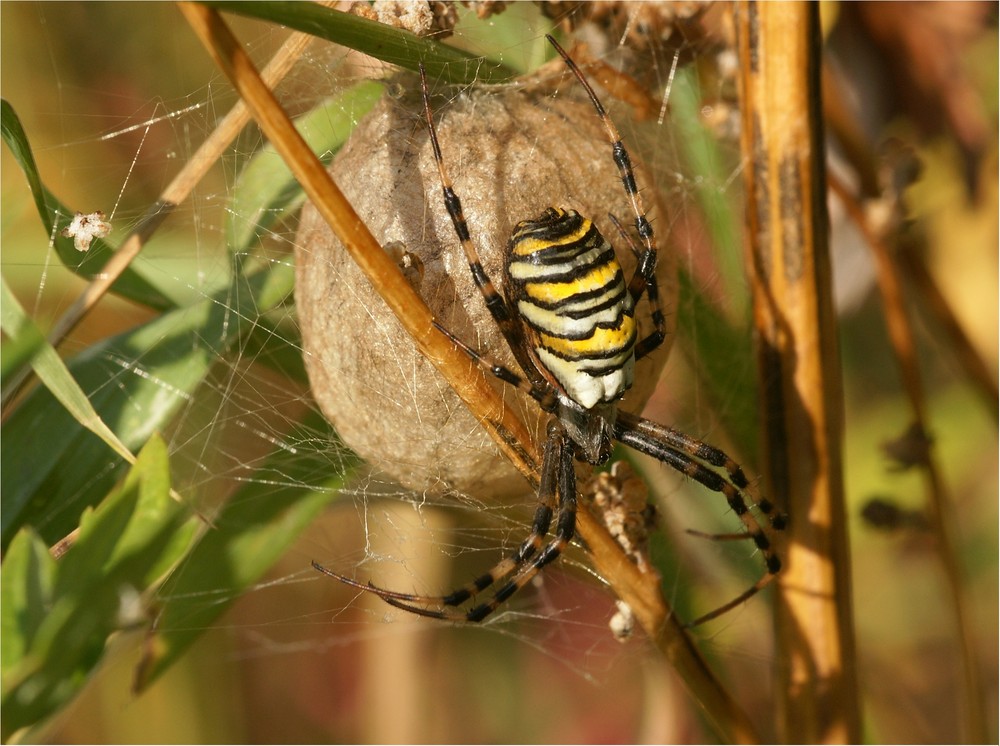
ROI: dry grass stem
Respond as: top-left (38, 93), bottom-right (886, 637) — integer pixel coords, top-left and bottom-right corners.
top-left (829, 171), bottom-right (988, 742)
top-left (734, 2), bottom-right (860, 741)
top-left (823, 55), bottom-right (998, 418)
top-left (896, 244), bottom-right (1000, 417)
top-left (177, 3), bottom-right (760, 741)
top-left (44, 8), bottom-right (327, 353)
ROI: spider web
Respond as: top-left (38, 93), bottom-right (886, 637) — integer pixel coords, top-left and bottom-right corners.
top-left (1, 5), bottom-right (801, 743)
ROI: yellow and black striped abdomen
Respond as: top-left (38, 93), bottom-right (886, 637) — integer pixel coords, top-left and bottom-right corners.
top-left (506, 207), bottom-right (636, 409)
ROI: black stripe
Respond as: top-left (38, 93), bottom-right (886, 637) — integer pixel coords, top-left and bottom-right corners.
top-left (510, 224), bottom-right (604, 265)
top-left (511, 208), bottom-right (583, 241)
top-left (537, 345), bottom-right (633, 367)
top-left (510, 246), bottom-right (618, 285)
top-left (558, 285), bottom-right (629, 319)
top-left (613, 142), bottom-right (638, 195)
top-left (513, 235), bottom-right (605, 267)
top-left (442, 187), bottom-right (470, 242)
top-left (534, 320), bottom-right (636, 351)
top-left (470, 262), bottom-right (512, 323)
top-left (513, 207), bottom-right (584, 236)
top-left (578, 359), bottom-right (634, 376)
top-left (520, 272), bottom-right (626, 314)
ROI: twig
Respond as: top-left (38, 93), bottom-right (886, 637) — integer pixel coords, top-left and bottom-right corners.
top-left (176, 3), bottom-right (760, 741)
top-left (44, 8), bottom-right (326, 353)
top-left (829, 171), bottom-right (988, 743)
top-left (896, 242), bottom-right (1000, 418)
top-left (734, 2), bottom-right (860, 742)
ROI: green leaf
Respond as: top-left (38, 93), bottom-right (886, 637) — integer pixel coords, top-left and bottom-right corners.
top-left (134, 411), bottom-right (359, 691)
top-left (201, 1), bottom-right (517, 85)
top-left (227, 80), bottom-right (384, 253)
top-left (1, 99), bottom-right (174, 311)
top-left (0, 313), bottom-right (45, 391)
top-left (1, 436), bottom-right (197, 742)
top-left (0, 262), bottom-right (296, 551)
top-left (0, 529), bottom-right (57, 681)
top-left (0, 276), bottom-right (135, 464)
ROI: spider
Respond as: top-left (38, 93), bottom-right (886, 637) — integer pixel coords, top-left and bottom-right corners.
top-left (314, 35), bottom-right (785, 628)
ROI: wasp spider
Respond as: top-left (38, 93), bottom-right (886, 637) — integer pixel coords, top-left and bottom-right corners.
top-left (314, 35), bottom-right (785, 627)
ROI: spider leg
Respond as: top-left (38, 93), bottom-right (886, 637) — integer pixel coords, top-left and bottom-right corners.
top-left (419, 65), bottom-right (543, 385)
top-left (613, 410), bottom-right (785, 625)
top-left (432, 320), bottom-right (558, 411)
top-left (314, 420), bottom-right (572, 622)
top-left (685, 575), bottom-right (779, 628)
top-left (608, 212), bottom-right (641, 262)
top-left (607, 213), bottom-right (665, 363)
top-left (462, 424), bottom-right (577, 622)
top-left (547, 35), bottom-right (666, 361)
top-left (617, 411), bottom-right (787, 531)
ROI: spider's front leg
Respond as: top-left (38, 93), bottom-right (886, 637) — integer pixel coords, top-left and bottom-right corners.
top-left (547, 35), bottom-right (666, 363)
top-left (419, 63), bottom-right (534, 373)
top-left (613, 410), bottom-right (786, 626)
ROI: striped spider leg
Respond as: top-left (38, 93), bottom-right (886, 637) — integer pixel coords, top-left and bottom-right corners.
top-left (315, 35), bottom-right (784, 626)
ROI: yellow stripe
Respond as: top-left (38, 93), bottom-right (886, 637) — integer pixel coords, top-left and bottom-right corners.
top-left (523, 260), bottom-right (619, 304)
top-left (538, 316), bottom-right (636, 357)
top-left (511, 215), bottom-right (593, 257)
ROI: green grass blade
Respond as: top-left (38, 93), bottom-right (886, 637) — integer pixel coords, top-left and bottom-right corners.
top-left (0, 315), bottom-right (45, 390)
top-left (0, 100), bottom-right (47, 230)
top-left (0, 262), bottom-right (295, 551)
top-left (676, 269), bottom-right (759, 462)
top-left (669, 69), bottom-right (748, 310)
top-left (200, 1), bottom-right (517, 84)
top-left (0, 276), bottom-right (135, 464)
top-left (1, 100), bottom-right (175, 311)
top-left (134, 411), bottom-right (359, 691)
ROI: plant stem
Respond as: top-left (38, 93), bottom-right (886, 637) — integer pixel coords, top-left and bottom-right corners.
top-left (830, 171), bottom-right (988, 743)
top-left (734, 2), bottom-right (861, 741)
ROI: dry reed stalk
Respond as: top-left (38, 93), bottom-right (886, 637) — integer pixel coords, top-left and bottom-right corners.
top-left (734, 2), bottom-right (860, 741)
top-left (830, 171), bottom-right (988, 743)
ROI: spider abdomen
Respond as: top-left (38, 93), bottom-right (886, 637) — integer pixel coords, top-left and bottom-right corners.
top-left (507, 207), bottom-right (636, 410)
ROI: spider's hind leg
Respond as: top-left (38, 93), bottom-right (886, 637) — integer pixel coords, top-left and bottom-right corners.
top-left (313, 420), bottom-right (575, 623)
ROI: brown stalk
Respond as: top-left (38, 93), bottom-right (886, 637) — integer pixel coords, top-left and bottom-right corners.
top-left (822, 56), bottom-right (999, 419)
top-left (177, 2), bottom-right (760, 741)
top-left (829, 171), bottom-right (987, 743)
top-left (734, 2), bottom-right (860, 742)
top-left (896, 246), bottom-right (999, 418)
top-left (827, 48), bottom-right (991, 737)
